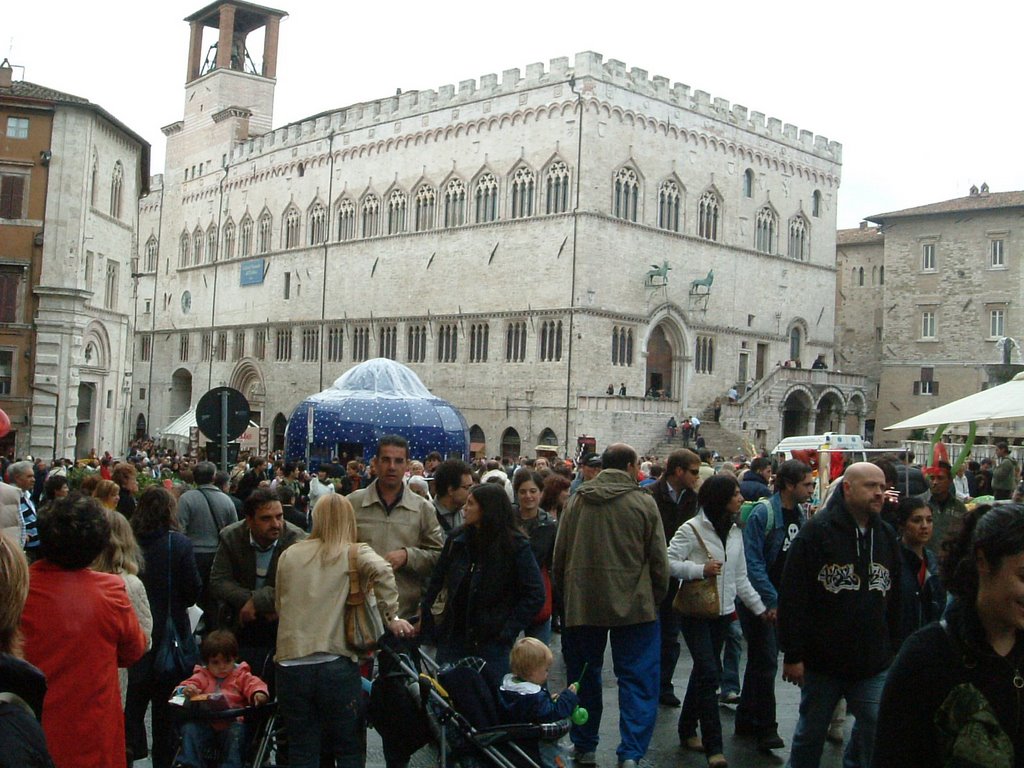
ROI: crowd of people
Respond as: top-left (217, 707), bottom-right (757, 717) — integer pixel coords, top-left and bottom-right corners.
top-left (0, 434), bottom-right (1022, 768)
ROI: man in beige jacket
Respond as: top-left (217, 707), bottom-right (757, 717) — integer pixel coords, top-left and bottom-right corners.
top-left (348, 435), bottom-right (444, 619)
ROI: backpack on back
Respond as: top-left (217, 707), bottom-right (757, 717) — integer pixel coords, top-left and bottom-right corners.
top-left (739, 497), bottom-right (775, 531)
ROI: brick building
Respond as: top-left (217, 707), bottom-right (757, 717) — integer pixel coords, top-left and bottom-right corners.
top-left (0, 59), bottom-right (149, 459)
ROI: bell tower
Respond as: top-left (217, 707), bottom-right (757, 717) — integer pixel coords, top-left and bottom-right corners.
top-left (185, 1), bottom-right (286, 84)
top-left (165, 2), bottom-right (287, 170)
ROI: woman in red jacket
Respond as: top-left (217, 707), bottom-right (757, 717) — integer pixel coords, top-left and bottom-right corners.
top-left (20, 494), bottom-right (147, 768)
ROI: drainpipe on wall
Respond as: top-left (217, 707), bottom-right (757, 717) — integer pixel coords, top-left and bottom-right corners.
top-left (563, 75), bottom-right (584, 459)
top-left (319, 131), bottom-right (336, 391)
top-left (145, 180), bottom-right (165, 440)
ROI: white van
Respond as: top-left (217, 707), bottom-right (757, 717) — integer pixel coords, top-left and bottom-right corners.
top-left (772, 433), bottom-right (867, 463)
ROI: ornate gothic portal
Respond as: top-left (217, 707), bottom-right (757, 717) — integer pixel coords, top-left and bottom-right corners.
top-left (646, 324), bottom-right (673, 397)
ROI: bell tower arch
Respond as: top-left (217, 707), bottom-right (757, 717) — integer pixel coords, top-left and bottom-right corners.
top-left (185, 1), bottom-right (287, 84)
top-left (168, 2), bottom-right (288, 171)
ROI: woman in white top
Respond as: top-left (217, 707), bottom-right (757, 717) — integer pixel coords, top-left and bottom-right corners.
top-left (275, 494), bottom-right (413, 768)
top-left (667, 474), bottom-right (767, 768)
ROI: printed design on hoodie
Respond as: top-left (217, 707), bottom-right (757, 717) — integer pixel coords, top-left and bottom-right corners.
top-left (816, 562), bottom-right (892, 594)
top-left (817, 563), bottom-right (860, 593)
top-left (868, 562), bottom-right (892, 594)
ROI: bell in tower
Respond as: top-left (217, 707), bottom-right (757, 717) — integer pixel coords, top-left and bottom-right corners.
top-left (184, 1), bottom-right (288, 84)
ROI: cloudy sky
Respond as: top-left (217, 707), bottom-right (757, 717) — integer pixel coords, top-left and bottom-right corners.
top-left (7, 0), bottom-right (1021, 228)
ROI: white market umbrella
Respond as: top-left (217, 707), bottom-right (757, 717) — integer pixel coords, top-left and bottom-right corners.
top-left (885, 372), bottom-right (1024, 431)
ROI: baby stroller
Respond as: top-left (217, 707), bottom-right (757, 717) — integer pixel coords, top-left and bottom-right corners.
top-left (169, 698), bottom-right (280, 768)
top-left (369, 634), bottom-right (570, 768)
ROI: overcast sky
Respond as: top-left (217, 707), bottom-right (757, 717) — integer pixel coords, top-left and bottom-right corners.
top-left (7, 0), bottom-right (1022, 228)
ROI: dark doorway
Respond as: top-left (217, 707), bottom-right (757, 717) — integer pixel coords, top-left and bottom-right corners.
top-left (272, 413), bottom-right (288, 452)
top-left (75, 383), bottom-right (96, 459)
top-left (646, 324), bottom-right (673, 397)
top-left (501, 427), bottom-right (521, 460)
top-left (782, 390), bottom-right (812, 437)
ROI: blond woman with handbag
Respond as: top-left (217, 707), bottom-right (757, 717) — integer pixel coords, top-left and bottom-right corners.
top-left (275, 494), bottom-right (413, 768)
top-left (667, 475), bottom-right (767, 768)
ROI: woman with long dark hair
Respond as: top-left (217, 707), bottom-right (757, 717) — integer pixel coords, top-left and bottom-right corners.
top-left (421, 483), bottom-right (545, 678)
top-left (124, 486), bottom-right (202, 768)
top-left (875, 503), bottom-right (1024, 767)
top-left (667, 474), bottom-right (767, 768)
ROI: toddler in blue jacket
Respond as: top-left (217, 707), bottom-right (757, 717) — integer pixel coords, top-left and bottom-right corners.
top-left (498, 638), bottom-right (578, 768)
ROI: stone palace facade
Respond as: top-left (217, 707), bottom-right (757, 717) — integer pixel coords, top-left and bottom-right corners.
top-left (134, 1), bottom-right (867, 457)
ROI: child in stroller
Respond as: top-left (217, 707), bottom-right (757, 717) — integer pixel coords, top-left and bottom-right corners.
top-left (371, 633), bottom-right (570, 768)
top-left (498, 638), bottom-right (578, 768)
top-left (171, 630), bottom-right (269, 768)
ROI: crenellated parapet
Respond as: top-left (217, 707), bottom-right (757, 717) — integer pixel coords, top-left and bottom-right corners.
top-left (217, 51), bottom-right (839, 169)
top-left (570, 51), bottom-right (841, 162)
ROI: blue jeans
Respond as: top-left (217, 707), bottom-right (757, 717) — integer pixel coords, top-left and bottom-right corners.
top-left (736, 602), bottom-right (779, 734)
top-left (276, 658), bottom-right (363, 768)
top-left (525, 617), bottom-right (553, 646)
top-left (561, 621), bottom-right (660, 763)
top-left (178, 721), bottom-right (243, 768)
top-left (721, 615), bottom-right (743, 696)
top-left (786, 667), bottom-right (887, 768)
top-left (678, 614), bottom-right (731, 756)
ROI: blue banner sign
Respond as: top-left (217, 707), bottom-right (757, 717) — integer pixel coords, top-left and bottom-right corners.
top-left (240, 258), bottom-right (265, 286)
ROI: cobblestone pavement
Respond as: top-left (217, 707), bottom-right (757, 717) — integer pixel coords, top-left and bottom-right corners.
top-left (139, 631), bottom-right (850, 767)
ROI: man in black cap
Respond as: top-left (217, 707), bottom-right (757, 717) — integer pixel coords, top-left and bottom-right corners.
top-left (570, 453), bottom-right (603, 495)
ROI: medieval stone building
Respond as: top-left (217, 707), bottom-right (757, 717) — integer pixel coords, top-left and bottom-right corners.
top-left (135, 1), bottom-right (867, 457)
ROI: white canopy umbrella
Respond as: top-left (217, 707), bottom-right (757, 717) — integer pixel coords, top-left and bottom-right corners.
top-left (885, 372), bottom-right (1024, 431)
top-left (157, 407), bottom-right (261, 449)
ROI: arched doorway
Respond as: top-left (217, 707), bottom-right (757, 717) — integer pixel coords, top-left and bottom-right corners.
top-left (538, 427), bottom-right (558, 446)
top-left (135, 413), bottom-right (147, 440)
top-left (75, 383), bottom-right (96, 459)
top-left (646, 324), bottom-right (673, 397)
top-left (815, 391), bottom-right (845, 433)
top-left (469, 424), bottom-right (486, 457)
top-left (781, 388), bottom-right (813, 437)
top-left (169, 368), bottom-right (193, 419)
top-left (272, 413), bottom-right (288, 452)
top-left (230, 361), bottom-right (266, 426)
top-left (500, 427), bottom-right (521, 460)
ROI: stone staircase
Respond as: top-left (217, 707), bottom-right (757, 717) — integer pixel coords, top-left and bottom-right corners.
top-left (647, 415), bottom-right (751, 460)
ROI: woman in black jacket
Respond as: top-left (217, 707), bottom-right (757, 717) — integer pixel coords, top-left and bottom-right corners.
top-left (875, 504), bottom-right (1024, 767)
top-left (894, 496), bottom-right (946, 647)
top-left (421, 483), bottom-right (545, 679)
top-left (125, 486), bottom-right (202, 768)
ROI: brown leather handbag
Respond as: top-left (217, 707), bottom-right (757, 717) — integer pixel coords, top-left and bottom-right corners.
top-left (672, 521), bottom-right (720, 619)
